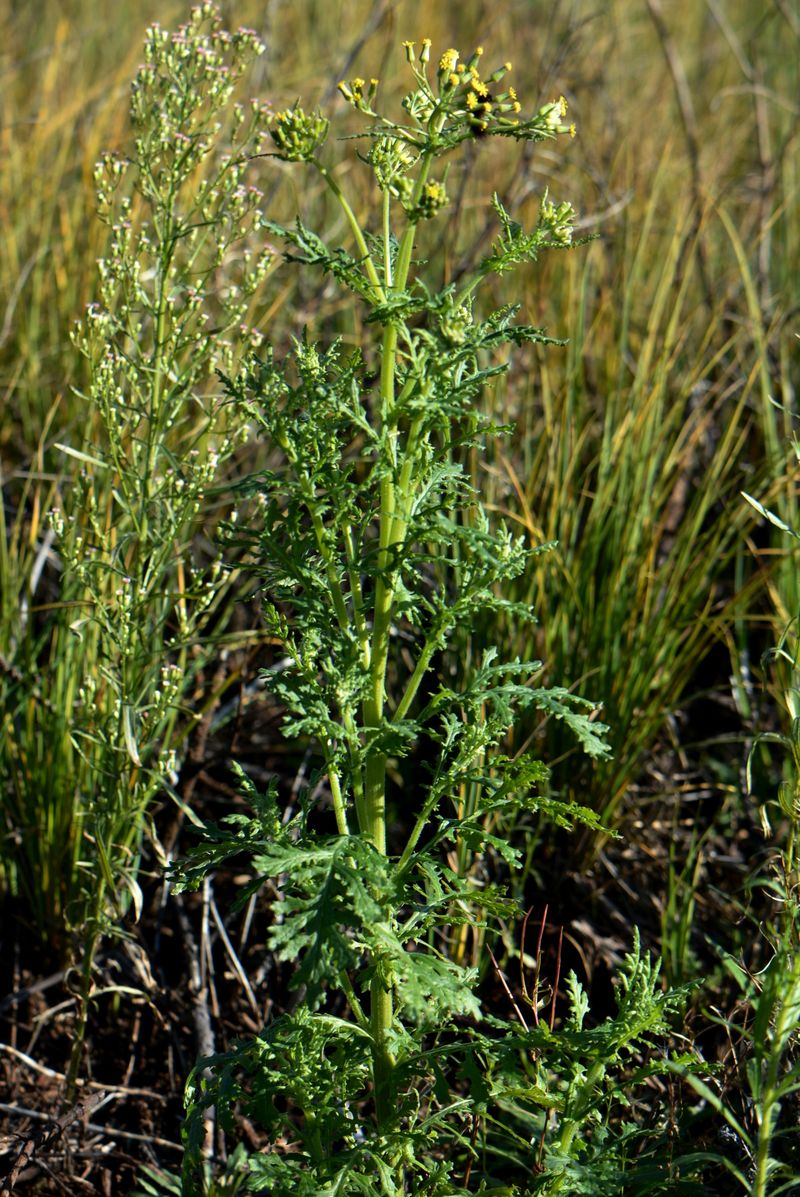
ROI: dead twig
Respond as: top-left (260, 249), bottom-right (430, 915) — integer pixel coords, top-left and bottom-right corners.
top-left (0, 1045), bottom-right (166, 1101)
top-left (0, 1089), bottom-right (107, 1195)
top-left (175, 890), bottom-right (216, 1166)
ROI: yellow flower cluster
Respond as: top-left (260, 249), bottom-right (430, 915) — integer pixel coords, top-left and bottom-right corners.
top-left (337, 76), bottom-right (380, 112)
top-left (347, 36), bottom-right (577, 144)
top-left (540, 95), bottom-right (577, 138)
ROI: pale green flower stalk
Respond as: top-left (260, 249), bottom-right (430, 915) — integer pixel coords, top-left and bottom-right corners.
top-left (53, 3), bottom-right (274, 1099)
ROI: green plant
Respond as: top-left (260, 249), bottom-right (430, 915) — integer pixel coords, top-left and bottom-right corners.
top-left (9, 3), bottom-right (277, 1094)
top-left (169, 37), bottom-right (700, 1194)
top-left (135, 1147), bottom-right (253, 1196)
top-left (672, 875), bottom-right (800, 1196)
top-left (667, 439), bottom-right (800, 1196)
top-left (718, 449), bottom-right (800, 1195)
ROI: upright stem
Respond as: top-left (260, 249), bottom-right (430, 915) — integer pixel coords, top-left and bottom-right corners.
top-left (364, 154), bottom-right (440, 1130)
top-left (313, 143), bottom-right (439, 1130)
top-left (313, 159), bottom-right (385, 303)
top-left (64, 891), bottom-right (105, 1104)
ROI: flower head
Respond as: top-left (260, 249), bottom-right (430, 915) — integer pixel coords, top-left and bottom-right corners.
top-left (439, 48), bottom-right (459, 73)
top-left (270, 104), bottom-right (329, 161)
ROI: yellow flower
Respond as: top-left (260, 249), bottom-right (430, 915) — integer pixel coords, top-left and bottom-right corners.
top-left (439, 47), bottom-right (458, 73)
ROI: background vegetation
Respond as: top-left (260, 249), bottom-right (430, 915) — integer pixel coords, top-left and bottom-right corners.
top-left (1, 0), bottom-right (798, 1192)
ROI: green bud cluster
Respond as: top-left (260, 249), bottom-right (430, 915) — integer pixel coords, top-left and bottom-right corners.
top-left (539, 195), bottom-right (577, 246)
top-left (438, 302), bottom-right (473, 345)
top-left (270, 104), bottom-right (329, 162)
top-left (367, 135), bottom-right (418, 193)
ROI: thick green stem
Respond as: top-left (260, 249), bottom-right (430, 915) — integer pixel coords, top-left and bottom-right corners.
top-left (315, 140), bottom-right (441, 1130)
top-left (394, 630), bottom-right (442, 723)
top-left (326, 758), bottom-right (349, 837)
top-left (370, 969), bottom-right (395, 1126)
top-left (361, 152), bottom-right (443, 1126)
top-left (557, 1061), bottom-right (606, 1156)
top-left (382, 188), bottom-right (393, 288)
top-left (397, 792), bottom-right (441, 877)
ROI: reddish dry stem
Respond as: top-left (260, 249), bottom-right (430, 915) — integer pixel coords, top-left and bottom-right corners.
top-left (487, 944), bottom-right (529, 1032)
top-left (519, 904), bottom-right (533, 1006)
top-left (550, 926), bottom-right (563, 1032)
top-left (531, 904), bottom-right (549, 1027)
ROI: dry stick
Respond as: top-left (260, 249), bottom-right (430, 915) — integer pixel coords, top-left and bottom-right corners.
top-left (203, 878), bottom-right (221, 1025)
top-left (549, 926), bottom-right (563, 1033)
top-left (0, 1045), bottom-right (163, 1101)
top-left (175, 892), bottom-right (216, 1168)
top-left (519, 905), bottom-right (534, 1008)
top-left (531, 904), bottom-right (549, 1028)
top-left (489, 914), bottom-right (563, 1174)
top-left (775, 0), bottom-right (800, 38)
top-left (0, 1089), bottom-right (107, 1196)
top-left (486, 945), bottom-right (529, 1032)
top-left (533, 909), bottom-right (549, 1168)
top-left (0, 1102), bottom-right (182, 1153)
top-left (208, 890), bottom-right (260, 1019)
top-left (122, 1008), bottom-right (142, 1089)
top-left (645, 0), bottom-right (714, 313)
top-left (460, 1113), bottom-right (482, 1189)
top-left (0, 1101), bottom-right (180, 1149)
top-left (538, 926), bottom-right (564, 1168)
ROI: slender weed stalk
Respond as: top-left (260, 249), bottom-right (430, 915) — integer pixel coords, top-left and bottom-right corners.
top-left (29, 4), bottom-right (276, 1096)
